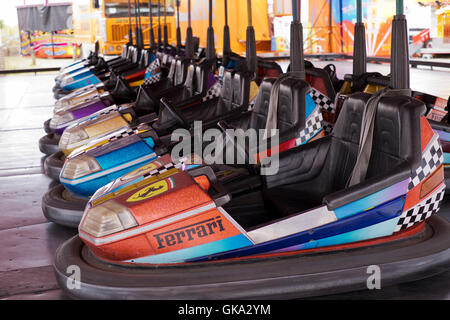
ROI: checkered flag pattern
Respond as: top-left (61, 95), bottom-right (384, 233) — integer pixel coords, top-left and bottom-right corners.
top-left (202, 80), bottom-right (222, 102)
top-left (95, 106), bottom-right (119, 117)
top-left (144, 73), bottom-right (162, 85)
top-left (142, 162), bottom-right (182, 179)
top-left (296, 105), bottom-right (324, 145)
top-left (144, 58), bottom-right (162, 85)
top-left (408, 134), bottom-right (443, 190)
top-left (395, 186), bottom-right (445, 232)
top-left (108, 128), bottom-right (138, 143)
top-left (309, 88), bottom-right (335, 113)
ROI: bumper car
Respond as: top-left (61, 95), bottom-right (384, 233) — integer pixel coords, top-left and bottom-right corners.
top-left (54, 66), bottom-right (450, 300)
top-left (53, 0), bottom-right (450, 299)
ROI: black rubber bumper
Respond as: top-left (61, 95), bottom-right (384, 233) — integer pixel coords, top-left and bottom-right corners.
top-left (44, 118), bottom-right (52, 134)
top-left (42, 184), bottom-right (88, 228)
top-left (54, 215), bottom-right (450, 300)
top-left (39, 133), bottom-right (61, 155)
top-left (53, 88), bottom-right (72, 100)
top-left (43, 151), bottom-right (66, 180)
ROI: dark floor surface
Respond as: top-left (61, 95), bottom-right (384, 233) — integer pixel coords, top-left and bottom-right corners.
top-left (0, 67), bottom-right (448, 300)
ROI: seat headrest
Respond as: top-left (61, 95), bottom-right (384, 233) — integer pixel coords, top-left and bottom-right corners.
top-left (215, 70), bottom-right (251, 116)
top-left (333, 92), bottom-right (370, 144)
top-left (334, 92), bottom-right (426, 163)
top-left (372, 95), bottom-right (425, 162)
top-left (249, 76), bottom-right (309, 135)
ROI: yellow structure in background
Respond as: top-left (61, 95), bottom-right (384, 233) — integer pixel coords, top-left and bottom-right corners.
top-left (437, 8), bottom-right (450, 41)
top-left (71, 0), bottom-right (273, 56)
top-left (72, 0), bottom-right (177, 56)
top-left (173, 0), bottom-right (272, 54)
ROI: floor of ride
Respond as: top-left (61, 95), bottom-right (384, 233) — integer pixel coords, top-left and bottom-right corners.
top-left (0, 70), bottom-right (449, 300)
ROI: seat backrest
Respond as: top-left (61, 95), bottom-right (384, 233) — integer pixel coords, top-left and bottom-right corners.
top-left (328, 92), bottom-right (425, 190)
top-left (305, 67), bottom-right (336, 101)
top-left (214, 70), bottom-right (251, 116)
top-left (248, 77), bottom-right (308, 136)
top-left (139, 50), bottom-right (149, 69)
top-left (167, 58), bottom-right (189, 86)
top-left (365, 95), bottom-right (424, 179)
top-left (130, 48), bottom-right (140, 64)
top-left (183, 60), bottom-right (211, 95)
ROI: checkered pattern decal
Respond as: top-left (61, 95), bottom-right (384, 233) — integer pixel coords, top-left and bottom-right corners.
top-left (395, 186), bottom-right (444, 232)
top-left (94, 106), bottom-right (119, 117)
top-left (309, 88), bottom-right (335, 113)
top-left (144, 58), bottom-right (162, 85)
top-left (202, 80), bottom-right (222, 102)
top-left (296, 104), bottom-right (324, 145)
top-left (144, 73), bottom-right (162, 85)
top-left (408, 134), bottom-right (443, 190)
top-left (309, 88), bottom-right (336, 136)
top-left (108, 128), bottom-right (138, 143)
top-left (142, 162), bottom-right (182, 178)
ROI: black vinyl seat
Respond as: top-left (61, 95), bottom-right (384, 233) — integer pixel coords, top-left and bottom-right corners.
top-left (133, 57), bottom-right (191, 116)
top-left (263, 92), bottom-right (425, 217)
top-left (244, 77), bottom-right (308, 142)
top-left (153, 68), bottom-right (252, 135)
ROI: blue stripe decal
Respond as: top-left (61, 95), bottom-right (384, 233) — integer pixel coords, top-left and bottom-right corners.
top-left (279, 217), bottom-right (400, 252)
top-left (191, 196), bottom-right (405, 262)
top-left (96, 142), bottom-right (153, 169)
top-left (63, 75), bottom-right (100, 91)
top-left (127, 234), bottom-right (253, 264)
top-left (435, 129), bottom-right (450, 142)
top-left (305, 94), bottom-right (316, 119)
top-left (444, 153), bottom-right (450, 165)
top-left (333, 179), bottom-right (409, 219)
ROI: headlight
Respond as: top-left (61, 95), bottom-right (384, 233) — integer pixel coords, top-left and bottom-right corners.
top-left (49, 112), bottom-right (74, 128)
top-left (59, 128), bottom-right (89, 148)
top-left (80, 200), bottom-right (137, 237)
top-left (61, 153), bottom-right (101, 180)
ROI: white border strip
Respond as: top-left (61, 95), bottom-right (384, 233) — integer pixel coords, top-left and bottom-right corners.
top-left (247, 205), bottom-right (337, 244)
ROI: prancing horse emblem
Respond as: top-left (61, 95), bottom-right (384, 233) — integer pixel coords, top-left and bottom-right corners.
top-left (126, 178), bottom-right (174, 202)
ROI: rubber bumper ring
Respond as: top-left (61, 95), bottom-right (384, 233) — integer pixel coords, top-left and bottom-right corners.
top-left (43, 118), bottom-right (52, 134)
top-left (42, 184), bottom-right (88, 228)
top-left (39, 133), bottom-right (61, 155)
top-left (53, 215), bottom-right (450, 300)
top-left (44, 151), bottom-right (66, 180)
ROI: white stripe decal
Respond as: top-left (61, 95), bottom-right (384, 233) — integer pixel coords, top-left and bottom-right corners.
top-left (60, 153), bottom-right (157, 185)
top-left (80, 202), bottom-right (217, 245)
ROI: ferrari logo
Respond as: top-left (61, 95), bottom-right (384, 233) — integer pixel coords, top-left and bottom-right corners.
top-left (126, 178), bottom-right (174, 202)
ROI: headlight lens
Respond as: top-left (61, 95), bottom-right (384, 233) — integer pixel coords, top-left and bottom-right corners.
top-left (59, 128), bottom-right (89, 148)
top-left (80, 200), bottom-right (137, 237)
top-left (61, 153), bottom-right (101, 180)
top-left (50, 112), bottom-right (74, 128)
